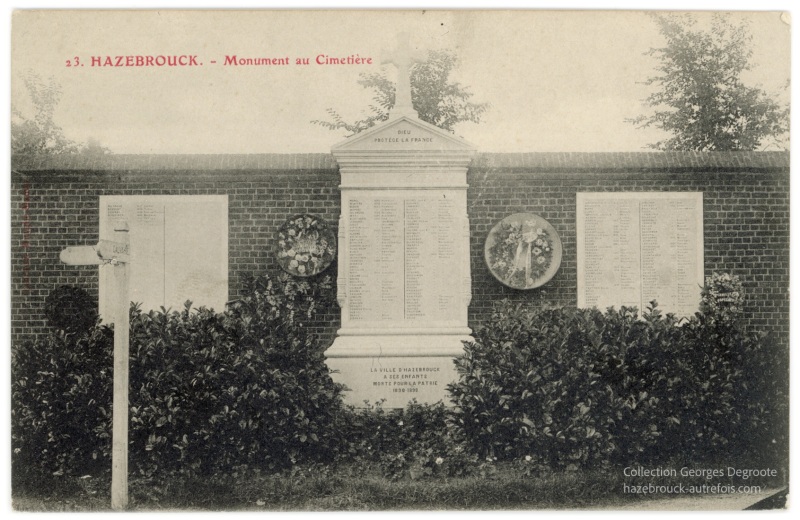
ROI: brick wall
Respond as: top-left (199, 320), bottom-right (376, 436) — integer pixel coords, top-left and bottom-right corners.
top-left (11, 152), bottom-right (789, 351)
top-left (466, 154), bottom-right (790, 348)
top-left (10, 155), bottom-right (343, 347)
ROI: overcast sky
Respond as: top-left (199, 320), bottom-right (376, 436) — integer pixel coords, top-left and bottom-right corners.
top-left (10, 8), bottom-right (790, 155)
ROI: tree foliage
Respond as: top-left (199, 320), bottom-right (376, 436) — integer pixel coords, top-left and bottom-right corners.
top-left (12, 70), bottom-right (110, 158)
top-left (312, 49), bottom-right (488, 135)
top-left (629, 14), bottom-right (789, 151)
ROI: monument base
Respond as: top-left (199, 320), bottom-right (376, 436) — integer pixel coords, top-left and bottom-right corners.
top-left (325, 334), bottom-right (471, 408)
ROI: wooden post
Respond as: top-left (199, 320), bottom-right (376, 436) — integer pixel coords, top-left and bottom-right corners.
top-left (110, 223), bottom-right (130, 510)
top-left (60, 223), bottom-right (131, 510)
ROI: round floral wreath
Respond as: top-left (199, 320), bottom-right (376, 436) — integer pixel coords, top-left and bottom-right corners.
top-left (487, 216), bottom-right (558, 289)
top-left (276, 214), bottom-right (336, 277)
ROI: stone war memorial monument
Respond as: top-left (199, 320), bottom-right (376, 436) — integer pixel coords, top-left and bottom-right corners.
top-left (325, 35), bottom-right (475, 407)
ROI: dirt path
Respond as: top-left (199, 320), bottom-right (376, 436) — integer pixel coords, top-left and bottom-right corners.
top-left (592, 487), bottom-right (786, 511)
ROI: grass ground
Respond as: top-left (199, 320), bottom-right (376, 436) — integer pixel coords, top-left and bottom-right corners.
top-left (12, 463), bottom-right (786, 512)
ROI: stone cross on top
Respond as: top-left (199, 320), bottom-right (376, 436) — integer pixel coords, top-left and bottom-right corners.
top-left (382, 33), bottom-right (425, 119)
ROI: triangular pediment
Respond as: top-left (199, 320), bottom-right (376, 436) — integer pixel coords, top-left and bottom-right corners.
top-left (332, 115), bottom-right (475, 153)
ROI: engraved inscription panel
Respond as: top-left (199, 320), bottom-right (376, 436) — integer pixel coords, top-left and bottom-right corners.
top-left (99, 195), bottom-right (228, 317)
top-left (362, 120), bottom-right (445, 151)
top-left (344, 192), bottom-right (462, 327)
top-left (331, 356), bottom-right (460, 408)
top-left (347, 199), bottom-right (370, 321)
top-left (577, 192), bottom-right (703, 318)
top-left (369, 365), bottom-right (443, 395)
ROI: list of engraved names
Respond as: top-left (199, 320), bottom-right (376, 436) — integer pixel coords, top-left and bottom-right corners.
top-left (347, 195), bottom-right (460, 324)
top-left (577, 192), bottom-right (703, 317)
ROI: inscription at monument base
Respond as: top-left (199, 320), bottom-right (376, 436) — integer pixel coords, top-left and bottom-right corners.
top-left (326, 335), bottom-right (469, 408)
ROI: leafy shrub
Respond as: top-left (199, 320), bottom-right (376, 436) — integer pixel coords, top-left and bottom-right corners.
top-left (12, 324), bottom-right (114, 483)
top-left (449, 274), bottom-right (785, 470)
top-left (336, 401), bottom-right (479, 480)
top-left (13, 270), bottom-right (785, 489)
top-left (449, 304), bottom-right (653, 469)
top-left (130, 273), bottom-right (343, 477)
top-left (12, 272), bottom-right (344, 485)
top-left (694, 272), bottom-right (788, 467)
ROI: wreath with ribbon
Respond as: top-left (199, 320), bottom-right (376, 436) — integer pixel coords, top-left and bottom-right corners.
top-left (276, 214), bottom-right (336, 277)
top-left (485, 214), bottom-right (561, 289)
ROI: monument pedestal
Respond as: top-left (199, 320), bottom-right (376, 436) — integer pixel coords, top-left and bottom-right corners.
top-left (327, 333), bottom-right (471, 408)
top-left (326, 113), bottom-right (475, 408)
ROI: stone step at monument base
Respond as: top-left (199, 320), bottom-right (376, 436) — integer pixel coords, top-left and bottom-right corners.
top-left (325, 334), bottom-right (472, 408)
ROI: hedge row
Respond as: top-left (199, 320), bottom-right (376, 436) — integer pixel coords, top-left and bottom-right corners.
top-left (12, 274), bottom-right (345, 483)
top-left (449, 274), bottom-right (787, 470)
top-left (11, 273), bottom-right (787, 486)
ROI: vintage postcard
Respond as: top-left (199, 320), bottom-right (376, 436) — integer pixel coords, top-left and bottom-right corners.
top-left (9, 8), bottom-right (790, 512)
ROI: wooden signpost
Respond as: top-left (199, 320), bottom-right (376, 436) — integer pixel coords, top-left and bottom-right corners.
top-left (60, 223), bottom-right (130, 510)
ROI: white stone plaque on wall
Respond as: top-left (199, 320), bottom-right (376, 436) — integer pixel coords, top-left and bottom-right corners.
top-left (99, 195), bottom-right (228, 317)
top-left (576, 192), bottom-right (703, 318)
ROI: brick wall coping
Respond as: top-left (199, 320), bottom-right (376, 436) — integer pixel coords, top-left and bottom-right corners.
top-left (11, 151), bottom-right (789, 173)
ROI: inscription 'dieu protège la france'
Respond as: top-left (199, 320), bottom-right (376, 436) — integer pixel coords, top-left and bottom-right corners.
top-left (372, 129), bottom-right (434, 144)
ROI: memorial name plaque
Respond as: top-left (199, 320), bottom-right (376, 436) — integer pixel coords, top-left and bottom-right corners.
top-left (99, 195), bottom-right (228, 317)
top-left (576, 192), bottom-right (704, 318)
top-left (343, 193), bottom-right (463, 327)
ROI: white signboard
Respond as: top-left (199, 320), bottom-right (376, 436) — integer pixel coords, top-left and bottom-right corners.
top-left (576, 192), bottom-right (704, 318)
top-left (99, 195), bottom-right (228, 317)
